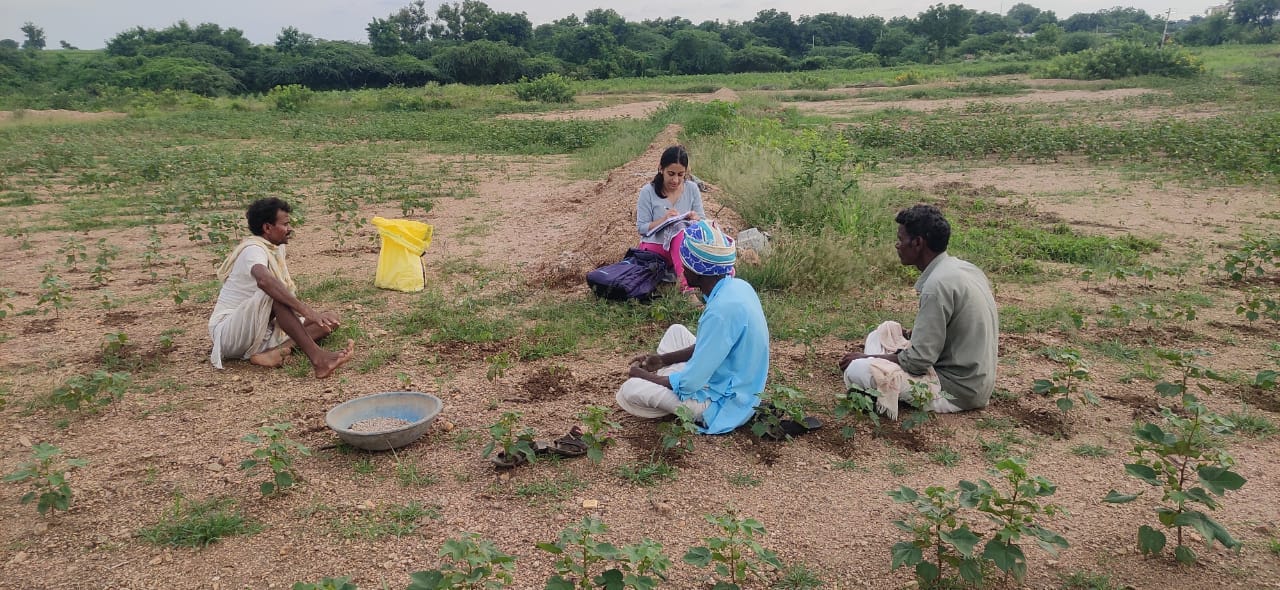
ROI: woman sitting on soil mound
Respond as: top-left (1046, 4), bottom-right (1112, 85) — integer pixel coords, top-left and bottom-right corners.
top-left (636, 145), bottom-right (703, 292)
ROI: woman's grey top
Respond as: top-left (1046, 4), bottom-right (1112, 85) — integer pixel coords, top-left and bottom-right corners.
top-left (636, 180), bottom-right (704, 247)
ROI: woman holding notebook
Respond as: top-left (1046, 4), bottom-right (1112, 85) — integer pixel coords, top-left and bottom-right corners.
top-left (636, 145), bottom-right (704, 293)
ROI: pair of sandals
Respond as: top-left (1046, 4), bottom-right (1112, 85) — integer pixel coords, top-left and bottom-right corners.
top-left (491, 426), bottom-right (588, 469)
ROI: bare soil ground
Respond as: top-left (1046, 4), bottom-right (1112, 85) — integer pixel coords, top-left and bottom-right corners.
top-left (1, 90), bottom-right (1278, 590)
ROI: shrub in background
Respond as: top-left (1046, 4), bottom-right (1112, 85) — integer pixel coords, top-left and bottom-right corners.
top-left (1038, 43), bottom-right (1204, 80)
top-left (513, 73), bottom-right (574, 103)
top-left (268, 84), bottom-right (314, 112)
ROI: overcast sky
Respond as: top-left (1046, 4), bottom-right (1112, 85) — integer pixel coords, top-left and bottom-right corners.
top-left (4, 0), bottom-right (1215, 49)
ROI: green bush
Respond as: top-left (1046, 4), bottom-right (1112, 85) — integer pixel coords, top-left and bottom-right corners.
top-left (1038, 43), bottom-right (1204, 80)
top-left (682, 100), bottom-right (737, 137)
top-left (377, 86), bottom-right (429, 111)
top-left (512, 73), bottom-right (574, 103)
top-left (840, 54), bottom-right (882, 69)
top-left (267, 84), bottom-right (314, 113)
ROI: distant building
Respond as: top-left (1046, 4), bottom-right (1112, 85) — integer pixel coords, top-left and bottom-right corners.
top-left (1206, 2), bottom-right (1233, 16)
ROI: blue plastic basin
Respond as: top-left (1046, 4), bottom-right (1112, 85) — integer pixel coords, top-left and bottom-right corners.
top-left (325, 391), bottom-right (443, 451)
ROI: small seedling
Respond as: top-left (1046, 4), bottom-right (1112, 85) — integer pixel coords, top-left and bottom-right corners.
top-left (751, 383), bottom-right (810, 441)
top-left (49, 370), bottom-right (130, 411)
top-left (900, 381), bottom-right (951, 431)
top-left (537, 517), bottom-right (671, 590)
top-left (890, 458), bottom-right (1067, 586)
top-left (485, 351), bottom-right (514, 382)
top-left (889, 484), bottom-right (979, 587)
top-left (481, 411), bottom-right (537, 466)
top-left (1103, 393), bottom-right (1244, 564)
top-left (89, 238), bottom-right (120, 287)
top-left (36, 267), bottom-right (72, 317)
top-left (834, 386), bottom-right (880, 438)
top-left (141, 223), bottom-right (167, 280)
top-left (166, 275), bottom-right (189, 305)
top-left (241, 423), bottom-right (311, 496)
top-left (57, 236), bottom-right (87, 270)
top-left (683, 510), bottom-right (784, 589)
top-left (407, 532), bottom-right (516, 589)
top-left (4, 442), bottom-right (87, 516)
top-left (655, 405), bottom-right (698, 459)
top-left (102, 331), bottom-right (130, 364)
top-left (575, 405), bottom-right (621, 464)
top-left (1032, 348), bottom-right (1098, 428)
top-left (0, 287), bottom-right (14, 319)
top-left (98, 290), bottom-right (122, 310)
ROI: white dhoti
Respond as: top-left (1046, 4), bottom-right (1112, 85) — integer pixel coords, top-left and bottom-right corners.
top-left (208, 290), bottom-right (289, 369)
top-left (616, 324), bottom-right (711, 421)
top-left (843, 320), bottom-right (962, 419)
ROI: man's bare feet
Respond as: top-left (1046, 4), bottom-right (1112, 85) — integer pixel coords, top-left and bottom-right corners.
top-left (314, 339), bottom-right (355, 379)
top-left (249, 346), bottom-right (289, 368)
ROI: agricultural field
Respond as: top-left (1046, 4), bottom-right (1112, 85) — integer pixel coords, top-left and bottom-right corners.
top-left (1, 45), bottom-right (1279, 589)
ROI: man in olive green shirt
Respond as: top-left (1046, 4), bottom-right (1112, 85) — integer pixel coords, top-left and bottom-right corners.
top-left (839, 205), bottom-right (998, 418)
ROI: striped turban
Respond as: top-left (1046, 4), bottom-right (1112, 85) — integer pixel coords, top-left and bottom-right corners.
top-left (678, 220), bottom-right (735, 276)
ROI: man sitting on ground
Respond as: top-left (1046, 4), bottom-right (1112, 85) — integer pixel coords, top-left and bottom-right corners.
top-left (209, 197), bottom-right (354, 378)
top-left (839, 204), bottom-right (998, 418)
top-left (617, 221), bottom-right (769, 434)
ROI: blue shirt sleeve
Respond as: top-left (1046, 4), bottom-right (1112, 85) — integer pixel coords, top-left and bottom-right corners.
top-left (668, 307), bottom-right (736, 399)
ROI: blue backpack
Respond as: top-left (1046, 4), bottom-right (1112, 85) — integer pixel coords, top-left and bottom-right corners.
top-left (586, 249), bottom-right (670, 302)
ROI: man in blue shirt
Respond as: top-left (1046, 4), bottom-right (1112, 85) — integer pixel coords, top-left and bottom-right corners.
top-left (617, 221), bottom-right (770, 434)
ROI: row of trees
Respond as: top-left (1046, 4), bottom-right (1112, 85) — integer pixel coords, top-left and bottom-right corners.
top-left (2, 1), bottom-right (1278, 97)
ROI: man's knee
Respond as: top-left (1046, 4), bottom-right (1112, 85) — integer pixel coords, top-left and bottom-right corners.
top-left (843, 359), bottom-right (878, 390)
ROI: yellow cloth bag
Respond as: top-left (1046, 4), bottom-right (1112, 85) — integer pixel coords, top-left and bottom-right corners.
top-left (371, 217), bottom-right (433, 292)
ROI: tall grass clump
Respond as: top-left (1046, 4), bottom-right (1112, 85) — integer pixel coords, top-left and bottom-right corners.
top-left (688, 112), bottom-right (900, 292)
top-left (1038, 43), bottom-right (1204, 80)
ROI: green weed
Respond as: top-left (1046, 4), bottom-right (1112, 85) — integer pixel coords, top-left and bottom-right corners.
top-left (1070, 444), bottom-right (1113, 458)
top-left (728, 471), bottom-right (763, 488)
top-left (616, 461), bottom-right (677, 487)
top-left (930, 446), bottom-right (961, 467)
top-left (514, 473), bottom-right (587, 504)
top-left (329, 501), bottom-right (440, 540)
top-left (395, 461), bottom-right (439, 487)
top-left (1225, 407), bottom-right (1277, 439)
top-left (138, 495), bottom-right (260, 547)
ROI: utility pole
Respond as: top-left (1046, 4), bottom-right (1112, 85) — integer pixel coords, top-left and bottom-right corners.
top-left (1160, 8), bottom-right (1172, 49)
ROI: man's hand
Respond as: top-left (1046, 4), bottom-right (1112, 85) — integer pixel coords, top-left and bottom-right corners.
top-left (629, 353), bottom-right (664, 373)
top-left (839, 351), bottom-right (869, 372)
top-left (305, 308), bottom-right (340, 330)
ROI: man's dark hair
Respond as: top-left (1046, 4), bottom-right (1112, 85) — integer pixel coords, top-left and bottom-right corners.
top-left (246, 198), bottom-right (291, 236)
top-left (895, 204), bottom-right (950, 253)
